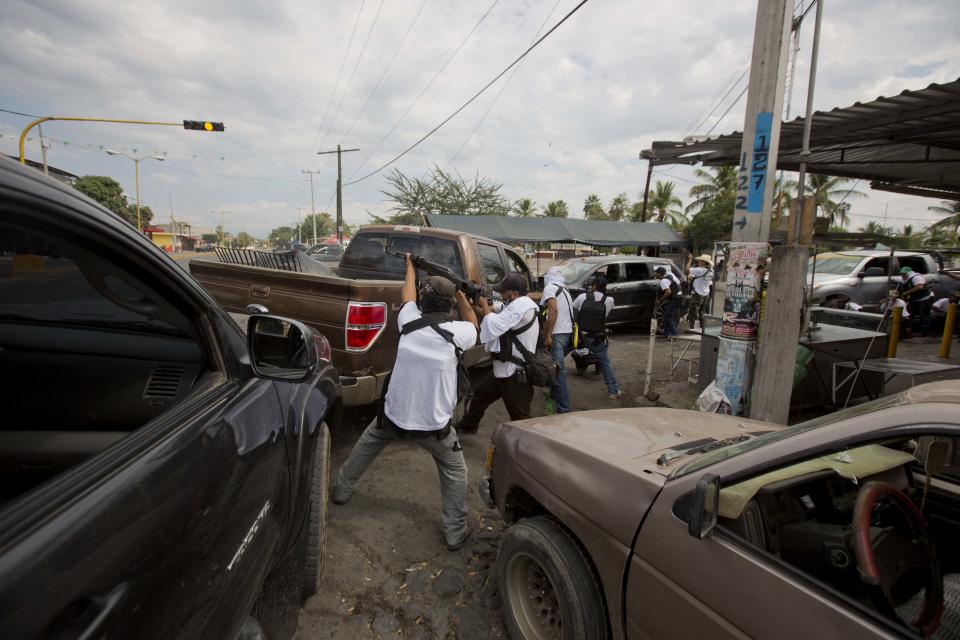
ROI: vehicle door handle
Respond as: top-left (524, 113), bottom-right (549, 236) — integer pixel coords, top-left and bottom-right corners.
top-left (250, 284), bottom-right (271, 298)
top-left (48, 582), bottom-right (128, 640)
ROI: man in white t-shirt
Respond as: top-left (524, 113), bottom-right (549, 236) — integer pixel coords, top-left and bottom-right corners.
top-left (458, 273), bottom-right (539, 433)
top-left (540, 266), bottom-right (575, 413)
top-left (332, 254), bottom-right (479, 551)
top-left (655, 265), bottom-right (683, 337)
top-left (572, 275), bottom-right (621, 399)
top-left (685, 253), bottom-right (714, 330)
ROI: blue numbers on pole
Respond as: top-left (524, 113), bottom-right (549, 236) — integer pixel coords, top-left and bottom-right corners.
top-left (747, 111), bottom-right (772, 214)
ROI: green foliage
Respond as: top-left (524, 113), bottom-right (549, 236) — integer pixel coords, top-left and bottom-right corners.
top-left (648, 180), bottom-right (686, 227)
top-left (858, 221), bottom-right (894, 237)
top-left (583, 193), bottom-right (607, 220)
top-left (685, 166), bottom-right (738, 215)
top-left (236, 232), bottom-right (254, 247)
top-left (300, 212), bottom-right (334, 242)
top-left (804, 174), bottom-right (864, 227)
top-left (377, 166), bottom-right (510, 224)
top-left (73, 175), bottom-right (154, 227)
top-left (927, 200), bottom-right (960, 234)
top-left (608, 193), bottom-right (630, 221)
top-left (269, 226), bottom-right (296, 246)
top-left (513, 198), bottom-right (537, 217)
top-left (542, 200), bottom-right (569, 218)
top-left (684, 189), bottom-right (734, 253)
top-left (628, 201), bottom-right (647, 221)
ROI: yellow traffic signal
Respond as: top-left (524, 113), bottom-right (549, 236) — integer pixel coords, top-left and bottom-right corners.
top-left (183, 120), bottom-right (224, 132)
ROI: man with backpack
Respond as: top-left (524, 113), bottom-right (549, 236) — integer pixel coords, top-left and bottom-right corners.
top-left (331, 254), bottom-right (479, 551)
top-left (685, 253), bottom-right (714, 331)
top-left (655, 265), bottom-right (683, 337)
top-left (458, 273), bottom-right (541, 433)
top-left (896, 266), bottom-right (935, 336)
top-left (540, 266), bottom-right (576, 413)
top-left (572, 275), bottom-right (622, 400)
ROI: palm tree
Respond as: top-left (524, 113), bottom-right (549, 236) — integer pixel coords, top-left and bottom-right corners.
top-left (685, 166), bottom-right (738, 214)
top-left (608, 193), bottom-right (630, 221)
top-left (925, 224), bottom-right (953, 248)
top-left (513, 198), bottom-right (537, 217)
top-left (583, 193), bottom-right (606, 220)
top-left (542, 200), bottom-right (569, 218)
top-left (772, 176), bottom-right (795, 227)
top-left (805, 174), bottom-right (865, 226)
top-left (898, 224), bottom-right (921, 250)
top-left (927, 200), bottom-right (960, 235)
top-left (648, 180), bottom-right (686, 227)
top-left (859, 221), bottom-right (894, 238)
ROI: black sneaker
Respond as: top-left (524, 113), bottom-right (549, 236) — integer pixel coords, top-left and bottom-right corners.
top-left (446, 526), bottom-right (474, 552)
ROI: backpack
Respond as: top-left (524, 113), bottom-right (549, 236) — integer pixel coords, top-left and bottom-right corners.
top-left (494, 315), bottom-right (560, 387)
top-left (377, 313), bottom-right (473, 428)
top-left (577, 293), bottom-right (608, 335)
top-left (539, 285), bottom-right (580, 351)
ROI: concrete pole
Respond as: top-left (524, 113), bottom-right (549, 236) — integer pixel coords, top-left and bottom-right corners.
top-left (712, 0), bottom-right (793, 417)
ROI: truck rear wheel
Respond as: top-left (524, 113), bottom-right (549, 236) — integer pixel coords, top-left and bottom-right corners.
top-left (497, 515), bottom-right (608, 640)
top-left (302, 421), bottom-right (331, 601)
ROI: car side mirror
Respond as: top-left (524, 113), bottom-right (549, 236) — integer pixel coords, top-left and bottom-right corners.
top-left (248, 315), bottom-right (318, 381)
top-left (688, 473), bottom-right (720, 539)
top-left (860, 267), bottom-right (885, 277)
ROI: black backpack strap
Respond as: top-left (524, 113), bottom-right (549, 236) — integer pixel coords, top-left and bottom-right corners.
top-left (506, 314), bottom-right (538, 365)
top-left (400, 312), bottom-right (449, 336)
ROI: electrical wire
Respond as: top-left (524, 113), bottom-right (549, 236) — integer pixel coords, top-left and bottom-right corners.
top-left (703, 81), bottom-right (749, 138)
top-left (444, 0), bottom-right (561, 169)
top-left (346, 0), bottom-right (502, 182)
top-left (0, 107), bottom-right (41, 118)
top-left (345, 0), bottom-right (592, 186)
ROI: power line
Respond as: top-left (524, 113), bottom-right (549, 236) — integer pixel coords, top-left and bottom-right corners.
top-left (336, 0), bottom-right (433, 147)
top-left (348, 0), bottom-right (502, 181)
top-left (0, 107), bottom-right (41, 118)
top-left (346, 0), bottom-right (592, 186)
top-left (703, 81), bottom-right (749, 138)
top-left (688, 65), bottom-right (750, 136)
top-left (445, 0), bottom-right (561, 168)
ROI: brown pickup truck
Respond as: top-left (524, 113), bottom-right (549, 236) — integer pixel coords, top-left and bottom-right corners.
top-left (190, 225), bottom-right (537, 406)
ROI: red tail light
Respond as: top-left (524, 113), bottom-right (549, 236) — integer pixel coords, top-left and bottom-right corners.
top-left (345, 302), bottom-right (387, 352)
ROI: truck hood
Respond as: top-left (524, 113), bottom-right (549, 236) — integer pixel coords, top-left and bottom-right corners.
top-left (495, 408), bottom-right (774, 545)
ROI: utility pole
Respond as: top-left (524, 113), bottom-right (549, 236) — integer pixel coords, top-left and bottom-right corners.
top-left (169, 193), bottom-right (177, 253)
top-left (302, 169), bottom-right (322, 244)
top-left (711, 0), bottom-right (793, 419)
top-left (212, 209), bottom-right (230, 246)
top-left (638, 151), bottom-right (654, 222)
top-left (38, 124), bottom-right (49, 175)
top-left (296, 207), bottom-right (307, 244)
top-left (318, 145), bottom-right (359, 244)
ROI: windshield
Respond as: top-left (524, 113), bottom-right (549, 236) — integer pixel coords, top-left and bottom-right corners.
top-left (810, 254), bottom-right (862, 275)
top-left (672, 393), bottom-right (906, 477)
top-left (557, 260), bottom-right (599, 283)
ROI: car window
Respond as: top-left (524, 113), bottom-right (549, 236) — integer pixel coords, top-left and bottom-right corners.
top-left (477, 244), bottom-right (505, 285)
top-left (810, 254), bottom-right (861, 275)
top-left (339, 232), bottom-right (464, 279)
top-left (898, 256), bottom-right (928, 274)
top-left (624, 262), bottom-right (651, 281)
top-left (504, 250), bottom-right (526, 275)
top-left (557, 260), bottom-right (596, 283)
top-left (863, 257), bottom-right (891, 274)
top-left (595, 263), bottom-right (620, 283)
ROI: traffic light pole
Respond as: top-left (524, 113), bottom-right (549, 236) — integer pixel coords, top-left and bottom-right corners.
top-left (318, 145), bottom-right (359, 244)
top-left (712, 0), bottom-right (793, 417)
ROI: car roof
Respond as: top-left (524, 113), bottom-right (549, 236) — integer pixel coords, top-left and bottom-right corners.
top-left (902, 380), bottom-right (960, 405)
top-left (823, 250), bottom-right (925, 258)
top-left (358, 224), bottom-right (515, 252)
top-left (563, 255), bottom-right (672, 264)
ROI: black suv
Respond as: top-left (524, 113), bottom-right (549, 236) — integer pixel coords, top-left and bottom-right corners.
top-left (0, 158), bottom-right (341, 639)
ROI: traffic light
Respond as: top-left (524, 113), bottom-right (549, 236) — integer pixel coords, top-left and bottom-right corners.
top-left (183, 120), bottom-right (225, 132)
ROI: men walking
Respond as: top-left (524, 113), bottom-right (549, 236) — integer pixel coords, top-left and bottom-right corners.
top-left (331, 254), bottom-right (479, 551)
top-left (540, 266), bottom-right (575, 413)
top-left (655, 265), bottom-right (683, 337)
top-left (572, 275), bottom-right (621, 399)
top-left (896, 266), bottom-right (935, 336)
top-left (458, 273), bottom-right (539, 432)
top-left (685, 253), bottom-right (714, 331)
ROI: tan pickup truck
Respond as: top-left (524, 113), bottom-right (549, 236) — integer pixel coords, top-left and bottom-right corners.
top-left (190, 225), bottom-right (536, 406)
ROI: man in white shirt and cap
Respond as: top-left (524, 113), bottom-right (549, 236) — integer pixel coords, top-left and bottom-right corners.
top-left (332, 255), bottom-right (479, 551)
top-left (685, 253), bottom-right (714, 330)
top-left (458, 273), bottom-right (540, 433)
top-left (540, 266), bottom-right (575, 413)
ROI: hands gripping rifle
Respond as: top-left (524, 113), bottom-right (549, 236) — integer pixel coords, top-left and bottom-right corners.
top-left (387, 250), bottom-right (502, 303)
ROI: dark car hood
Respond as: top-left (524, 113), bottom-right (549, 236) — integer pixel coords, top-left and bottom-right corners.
top-left (496, 408), bottom-right (774, 545)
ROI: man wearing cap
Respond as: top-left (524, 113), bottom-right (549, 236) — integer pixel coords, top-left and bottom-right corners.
top-left (685, 252), bottom-right (714, 331)
top-left (655, 265), bottom-right (683, 337)
top-left (540, 266), bottom-right (575, 413)
top-left (331, 254), bottom-right (479, 551)
top-left (896, 266), bottom-right (935, 336)
top-left (458, 273), bottom-right (539, 433)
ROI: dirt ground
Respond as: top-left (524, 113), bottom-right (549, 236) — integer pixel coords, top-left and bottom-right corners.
top-left (295, 325), bottom-right (960, 640)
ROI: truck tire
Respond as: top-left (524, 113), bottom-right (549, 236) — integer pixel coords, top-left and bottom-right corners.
top-left (497, 515), bottom-right (608, 640)
top-left (302, 421), bottom-right (331, 601)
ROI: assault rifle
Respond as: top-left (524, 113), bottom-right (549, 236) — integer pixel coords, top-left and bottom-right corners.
top-left (386, 250), bottom-right (501, 303)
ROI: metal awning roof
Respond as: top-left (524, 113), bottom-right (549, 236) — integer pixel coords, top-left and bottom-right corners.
top-left (424, 214), bottom-right (683, 247)
top-left (643, 78), bottom-right (960, 199)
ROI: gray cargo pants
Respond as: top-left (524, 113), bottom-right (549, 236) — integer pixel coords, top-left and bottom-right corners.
top-left (332, 418), bottom-right (469, 547)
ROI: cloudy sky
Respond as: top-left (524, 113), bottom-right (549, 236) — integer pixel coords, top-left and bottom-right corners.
top-left (1, 0), bottom-right (957, 240)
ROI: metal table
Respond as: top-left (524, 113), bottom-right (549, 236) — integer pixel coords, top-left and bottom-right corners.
top-left (669, 334), bottom-right (701, 382)
top-left (832, 357), bottom-right (960, 405)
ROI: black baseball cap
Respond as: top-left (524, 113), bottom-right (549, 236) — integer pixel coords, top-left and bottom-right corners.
top-left (654, 265), bottom-right (667, 274)
top-left (419, 276), bottom-right (457, 300)
top-left (494, 273), bottom-right (528, 294)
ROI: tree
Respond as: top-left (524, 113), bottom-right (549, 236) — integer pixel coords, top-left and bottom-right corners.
top-left (378, 166), bottom-right (511, 224)
top-left (804, 174), bottom-right (865, 226)
top-left (924, 225), bottom-right (954, 248)
top-left (927, 200), bottom-right (960, 235)
top-left (772, 176), bottom-right (794, 227)
top-left (268, 226), bottom-right (296, 246)
top-left (628, 201), bottom-right (646, 221)
top-left (300, 212), bottom-right (334, 242)
top-left (583, 193), bottom-right (606, 220)
top-left (542, 200), bottom-right (569, 218)
top-left (201, 233), bottom-right (219, 244)
top-left (608, 193), bottom-right (630, 221)
top-left (859, 221), bottom-right (894, 237)
top-left (897, 224), bottom-right (922, 250)
top-left (648, 180), bottom-right (686, 227)
top-left (133, 205), bottom-right (154, 228)
top-left (513, 198), bottom-right (537, 217)
top-left (685, 166), bottom-right (738, 215)
top-left (74, 176), bottom-right (134, 225)
top-left (236, 232), bottom-right (254, 248)
top-left (684, 189), bottom-right (735, 253)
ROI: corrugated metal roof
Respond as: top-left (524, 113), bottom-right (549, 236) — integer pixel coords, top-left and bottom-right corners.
top-left (423, 214), bottom-right (683, 246)
top-left (644, 78), bottom-right (960, 199)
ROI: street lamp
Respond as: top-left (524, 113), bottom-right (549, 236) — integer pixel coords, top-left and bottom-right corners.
top-left (104, 149), bottom-right (165, 232)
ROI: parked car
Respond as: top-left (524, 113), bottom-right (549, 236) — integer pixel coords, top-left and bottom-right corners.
top-left (809, 250), bottom-right (960, 310)
top-left (306, 243), bottom-right (345, 262)
top-left (481, 381), bottom-right (960, 640)
top-left (191, 225), bottom-right (538, 407)
top-left (197, 242), bottom-right (216, 252)
top-left (547, 256), bottom-right (684, 326)
top-left (0, 158), bottom-right (341, 639)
